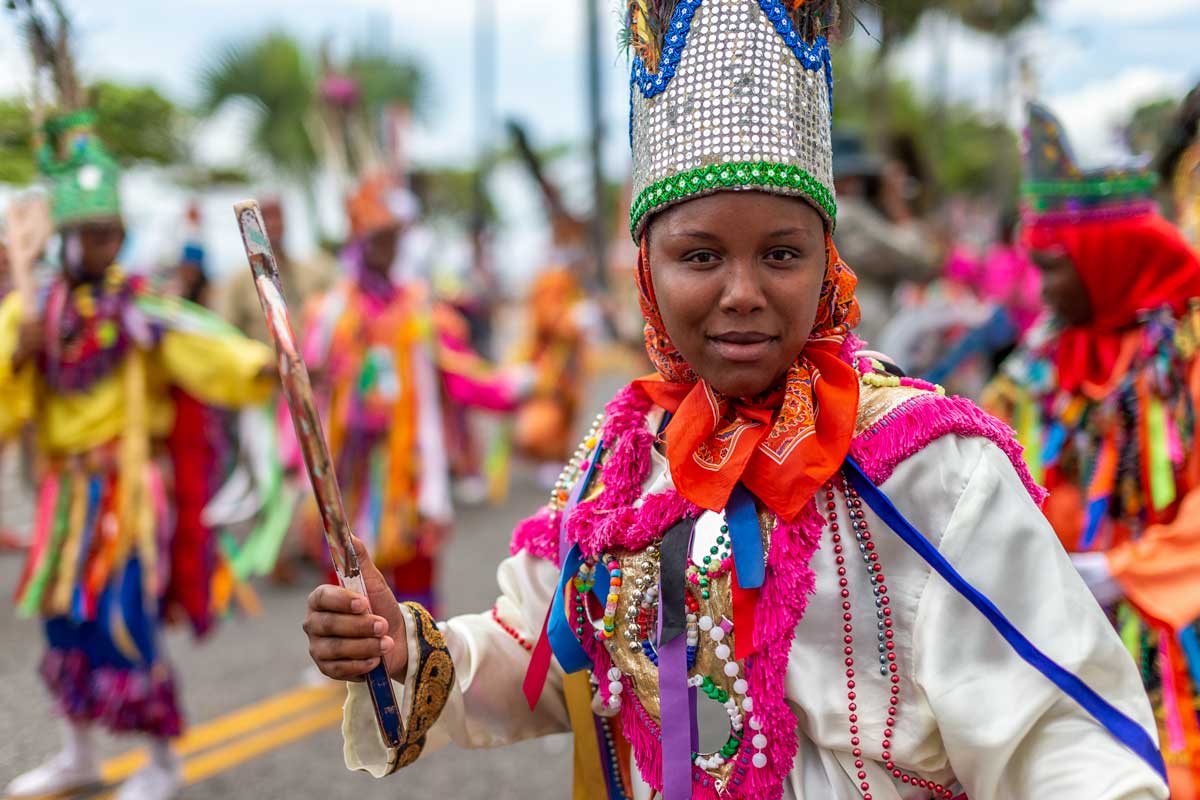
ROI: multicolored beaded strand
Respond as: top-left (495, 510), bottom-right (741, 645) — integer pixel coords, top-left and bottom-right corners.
top-left (601, 556), bottom-right (623, 639)
top-left (547, 413), bottom-right (605, 526)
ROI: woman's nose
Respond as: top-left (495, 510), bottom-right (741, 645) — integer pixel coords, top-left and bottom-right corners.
top-left (719, 258), bottom-right (766, 315)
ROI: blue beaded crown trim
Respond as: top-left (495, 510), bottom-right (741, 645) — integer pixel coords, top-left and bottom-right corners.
top-left (630, 0), bottom-right (832, 102)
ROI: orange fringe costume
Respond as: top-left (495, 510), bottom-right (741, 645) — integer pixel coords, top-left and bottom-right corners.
top-left (514, 268), bottom-right (591, 464)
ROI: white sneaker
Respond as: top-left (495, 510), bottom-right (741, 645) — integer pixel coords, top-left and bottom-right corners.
top-left (454, 476), bottom-right (489, 506)
top-left (114, 756), bottom-right (182, 800)
top-left (4, 749), bottom-right (101, 797)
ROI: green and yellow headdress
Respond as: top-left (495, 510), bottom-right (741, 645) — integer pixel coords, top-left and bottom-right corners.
top-left (37, 109), bottom-right (122, 228)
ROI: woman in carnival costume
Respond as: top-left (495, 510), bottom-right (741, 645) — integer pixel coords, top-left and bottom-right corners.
top-left (2, 114), bottom-right (274, 800)
top-left (304, 5), bottom-right (1167, 798)
top-left (985, 101), bottom-right (1200, 795)
top-left (301, 174), bottom-right (526, 612)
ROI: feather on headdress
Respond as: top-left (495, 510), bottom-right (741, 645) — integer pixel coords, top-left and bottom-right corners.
top-left (623, 0), bottom-right (840, 71)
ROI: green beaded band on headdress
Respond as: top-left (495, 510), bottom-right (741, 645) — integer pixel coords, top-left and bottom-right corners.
top-left (630, 161), bottom-right (838, 240)
top-left (1021, 101), bottom-right (1157, 219)
top-left (1022, 174), bottom-right (1160, 212)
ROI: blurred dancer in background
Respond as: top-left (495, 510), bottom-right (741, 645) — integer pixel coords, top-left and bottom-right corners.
top-left (300, 174), bottom-right (526, 612)
top-left (0, 235), bottom-right (28, 550)
top-left (513, 266), bottom-right (595, 486)
top-left (507, 121), bottom-right (600, 483)
top-left (1156, 82), bottom-right (1200, 238)
top-left (987, 102), bottom-right (1200, 795)
top-left (830, 131), bottom-right (939, 344)
top-left (1, 112), bottom-right (274, 800)
top-left (165, 202), bottom-right (210, 307)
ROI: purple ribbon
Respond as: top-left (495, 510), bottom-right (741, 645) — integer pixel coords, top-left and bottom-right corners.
top-left (657, 519), bottom-right (695, 800)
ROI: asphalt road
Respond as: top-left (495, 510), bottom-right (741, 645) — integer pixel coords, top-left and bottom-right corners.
top-left (0, 365), bottom-right (637, 800)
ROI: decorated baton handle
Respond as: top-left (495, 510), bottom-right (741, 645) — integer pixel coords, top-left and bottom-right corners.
top-left (233, 200), bottom-right (403, 750)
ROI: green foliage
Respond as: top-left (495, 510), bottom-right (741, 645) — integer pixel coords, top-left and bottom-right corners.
top-left (831, 49), bottom-right (1019, 202)
top-left (947, 0), bottom-right (1038, 37)
top-left (0, 98), bottom-right (36, 184)
top-left (200, 31), bottom-right (319, 178)
top-left (1125, 96), bottom-right (1181, 158)
top-left (346, 49), bottom-right (424, 119)
top-left (0, 82), bottom-right (183, 184)
top-left (938, 111), bottom-right (1020, 200)
top-left (175, 164), bottom-right (254, 189)
top-left (411, 166), bottom-right (494, 224)
top-left (830, 50), bottom-right (925, 131)
top-left (90, 81), bottom-right (181, 164)
top-left (860, 0), bottom-right (1040, 47)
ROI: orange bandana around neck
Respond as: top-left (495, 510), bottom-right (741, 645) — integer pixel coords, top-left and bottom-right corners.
top-left (634, 234), bottom-right (861, 522)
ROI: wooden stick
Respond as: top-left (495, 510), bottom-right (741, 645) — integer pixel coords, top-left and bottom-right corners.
top-left (233, 199), bottom-right (403, 750)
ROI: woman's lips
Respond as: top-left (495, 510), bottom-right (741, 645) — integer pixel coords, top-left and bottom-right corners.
top-left (708, 332), bottom-right (776, 362)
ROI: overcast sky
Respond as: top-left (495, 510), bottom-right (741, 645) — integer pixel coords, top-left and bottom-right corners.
top-left (0, 1), bottom-right (1196, 280)
top-left (2, 1), bottom-right (1195, 165)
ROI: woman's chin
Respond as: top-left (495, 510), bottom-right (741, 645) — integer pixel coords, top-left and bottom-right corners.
top-left (703, 367), bottom-right (780, 399)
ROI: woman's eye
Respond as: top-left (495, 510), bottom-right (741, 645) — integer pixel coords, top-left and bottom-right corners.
top-left (765, 248), bottom-right (799, 263)
top-left (684, 251), bottom-right (720, 265)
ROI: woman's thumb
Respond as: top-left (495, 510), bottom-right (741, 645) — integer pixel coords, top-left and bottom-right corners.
top-left (349, 535), bottom-right (391, 601)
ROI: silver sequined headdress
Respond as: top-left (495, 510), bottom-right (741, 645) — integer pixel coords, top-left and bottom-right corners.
top-left (627, 0), bottom-right (839, 240)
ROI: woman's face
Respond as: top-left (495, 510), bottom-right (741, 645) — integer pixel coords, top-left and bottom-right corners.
top-left (1031, 247), bottom-right (1092, 326)
top-left (63, 220), bottom-right (125, 282)
top-left (363, 225), bottom-right (400, 276)
top-left (647, 192), bottom-right (827, 398)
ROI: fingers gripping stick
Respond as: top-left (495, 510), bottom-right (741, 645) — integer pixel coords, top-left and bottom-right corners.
top-left (233, 200), bottom-right (404, 750)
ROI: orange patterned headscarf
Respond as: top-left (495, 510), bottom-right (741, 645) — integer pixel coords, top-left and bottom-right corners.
top-left (635, 233), bottom-right (861, 523)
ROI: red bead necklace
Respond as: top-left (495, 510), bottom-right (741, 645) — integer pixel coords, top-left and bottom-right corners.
top-left (491, 605), bottom-right (534, 652)
top-left (826, 475), bottom-right (953, 800)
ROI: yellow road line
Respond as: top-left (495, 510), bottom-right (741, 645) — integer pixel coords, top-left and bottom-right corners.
top-left (98, 683), bottom-right (341, 784)
top-left (181, 702), bottom-right (344, 783)
top-left (88, 703), bottom-right (345, 800)
top-left (8, 681), bottom-right (348, 800)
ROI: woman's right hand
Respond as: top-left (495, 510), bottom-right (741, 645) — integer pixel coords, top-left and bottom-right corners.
top-left (303, 536), bottom-right (409, 682)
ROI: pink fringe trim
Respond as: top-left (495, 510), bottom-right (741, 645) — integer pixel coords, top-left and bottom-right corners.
top-left (508, 383), bottom-right (669, 562)
top-left (741, 505), bottom-right (823, 799)
top-left (850, 393), bottom-right (1048, 506)
top-left (508, 509), bottom-right (559, 564)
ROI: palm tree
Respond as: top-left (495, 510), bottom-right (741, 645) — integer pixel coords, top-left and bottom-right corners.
top-left (198, 32), bottom-right (322, 228)
top-left (864, 0), bottom-right (1039, 138)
